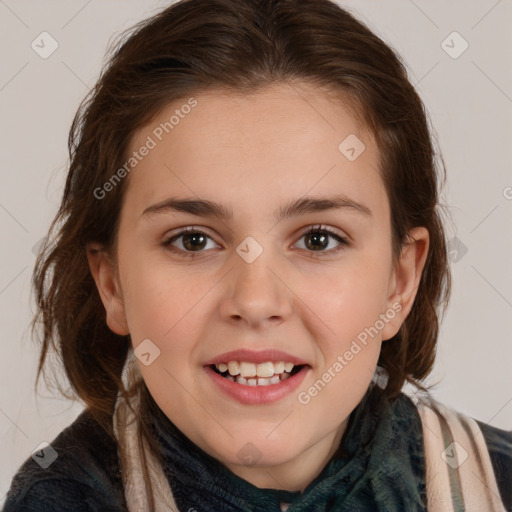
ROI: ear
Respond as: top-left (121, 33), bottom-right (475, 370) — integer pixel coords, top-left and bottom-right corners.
top-left (381, 227), bottom-right (429, 341)
top-left (86, 243), bottom-right (129, 336)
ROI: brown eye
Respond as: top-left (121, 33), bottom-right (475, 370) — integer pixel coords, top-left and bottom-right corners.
top-left (163, 228), bottom-right (219, 256)
top-left (181, 232), bottom-right (208, 251)
top-left (296, 226), bottom-right (349, 255)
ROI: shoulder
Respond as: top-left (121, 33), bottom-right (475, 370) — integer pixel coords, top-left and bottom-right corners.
top-left (477, 420), bottom-right (512, 511)
top-left (2, 409), bottom-right (127, 512)
top-left (413, 395), bottom-right (512, 512)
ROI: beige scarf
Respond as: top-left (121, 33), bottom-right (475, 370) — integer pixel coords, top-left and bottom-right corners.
top-left (113, 353), bottom-right (506, 512)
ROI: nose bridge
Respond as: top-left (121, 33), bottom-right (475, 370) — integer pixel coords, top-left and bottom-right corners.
top-left (221, 239), bottom-right (293, 326)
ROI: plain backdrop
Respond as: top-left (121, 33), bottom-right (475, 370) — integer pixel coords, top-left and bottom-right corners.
top-left (1, 0), bottom-right (511, 504)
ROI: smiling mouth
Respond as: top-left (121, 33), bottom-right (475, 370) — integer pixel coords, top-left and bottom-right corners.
top-left (210, 361), bottom-right (305, 386)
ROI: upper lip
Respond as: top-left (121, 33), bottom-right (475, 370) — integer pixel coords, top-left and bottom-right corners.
top-left (204, 349), bottom-right (310, 366)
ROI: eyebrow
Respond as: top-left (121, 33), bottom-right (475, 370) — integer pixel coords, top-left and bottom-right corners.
top-left (141, 194), bottom-right (373, 222)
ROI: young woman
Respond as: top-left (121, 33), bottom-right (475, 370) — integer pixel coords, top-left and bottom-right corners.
top-left (4, 0), bottom-right (511, 510)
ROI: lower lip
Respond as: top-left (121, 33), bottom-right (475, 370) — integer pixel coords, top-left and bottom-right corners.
top-left (204, 365), bottom-right (310, 405)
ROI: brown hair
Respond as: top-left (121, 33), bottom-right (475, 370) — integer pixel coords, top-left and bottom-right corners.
top-left (33, 0), bottom-right (451, 505)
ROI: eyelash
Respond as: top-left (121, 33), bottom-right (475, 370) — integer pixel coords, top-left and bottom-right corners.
top-left (162, 225), bottom-right (350, 258)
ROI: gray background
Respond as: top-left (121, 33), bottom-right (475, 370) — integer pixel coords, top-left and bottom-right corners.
top-left (1, 0), bottom-right (511, 503)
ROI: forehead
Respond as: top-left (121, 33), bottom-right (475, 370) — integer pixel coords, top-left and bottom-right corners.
top-left (123, 82), bottom-right (388, 225)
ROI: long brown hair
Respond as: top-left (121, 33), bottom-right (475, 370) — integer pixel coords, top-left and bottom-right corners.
top-left (33, 0), bottom-right (451, 506)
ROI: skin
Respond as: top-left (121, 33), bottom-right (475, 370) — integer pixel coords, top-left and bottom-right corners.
top-left (88, 81), bottom-right (429, 492)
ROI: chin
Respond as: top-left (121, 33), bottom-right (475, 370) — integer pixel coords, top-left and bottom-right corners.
top-left (203, 433), bottom-right (305, 469)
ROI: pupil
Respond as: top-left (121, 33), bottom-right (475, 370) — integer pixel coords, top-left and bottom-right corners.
top-left (306, 233), bottom-right (327, 251)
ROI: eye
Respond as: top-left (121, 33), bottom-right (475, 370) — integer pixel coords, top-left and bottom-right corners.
top-left (162, 224), bottom-right (350, 258)
top-left (294, 225), bottom-right (349, 255)
top-left (162, 227), bottom-right (219, 257)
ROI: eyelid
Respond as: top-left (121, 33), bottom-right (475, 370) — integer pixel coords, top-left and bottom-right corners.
top-left (297, 224), bottom-right (349, 240)
top-left (162, 225), bottom-right (220, 247)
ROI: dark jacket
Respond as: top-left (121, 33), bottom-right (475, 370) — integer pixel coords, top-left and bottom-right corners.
top-left (3, 394), bottom-right (511, 511)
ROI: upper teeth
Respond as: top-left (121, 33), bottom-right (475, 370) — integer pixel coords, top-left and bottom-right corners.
top-left (216, 361), bottom-right (295, 378)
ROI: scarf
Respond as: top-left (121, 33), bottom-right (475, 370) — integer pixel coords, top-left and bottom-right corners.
top-left (113, 352), bottom-right (506, 511)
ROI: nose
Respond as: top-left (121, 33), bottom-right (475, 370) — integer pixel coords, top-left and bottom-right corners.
top-left (219, 252), bottom-right (293, 330)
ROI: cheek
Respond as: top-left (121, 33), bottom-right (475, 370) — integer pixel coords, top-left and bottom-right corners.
top-left (125, 267), bottom-right (205, 342)
top-left (118, 240), bottom-right (207, 341)
top-left (295, 264), bottom-right (388, 420)
top-left (305, 258), bottom-right (392, 343)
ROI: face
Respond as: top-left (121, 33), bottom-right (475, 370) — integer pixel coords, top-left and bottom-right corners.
top-left (89, 81), bottom-right (427, 491)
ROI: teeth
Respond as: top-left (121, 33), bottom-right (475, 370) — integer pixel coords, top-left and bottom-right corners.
top-left (227, 361), bottom-right (240, 375)
top-left (213, 362), bottom-right (304, 385)
top-left (258, 375), bottom-right (281, 386)
top-left (239, 362), bottom-right (257, 378)
top-left (215, 360), bottom-right (296, 377)
top-left (269, 375), bottom-right (280, 385)
top-left (256, 362), bottom-right (274, 378)
top-left (274, 361), bottom-right (285, 374)
top-left (213, 360), bottom-right (304, 386)
top-left (231, 372), bottom-right (292, 386)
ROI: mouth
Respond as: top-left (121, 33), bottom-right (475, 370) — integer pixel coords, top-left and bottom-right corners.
top-left (204, 361), bottom-right (310, 405)
top-left (210, 360), bottom-right (305, 386)
top-left (203, 349), bottom-right (311, 404)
